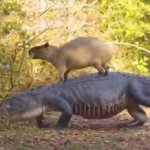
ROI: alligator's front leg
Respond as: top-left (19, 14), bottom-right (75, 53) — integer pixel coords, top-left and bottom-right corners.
top-left (118, 119), bottom-right (141, 128)
top-left (36, 114), bottom-right (50, 128)
top-left (47, 96), bottom-right (72, 130)
top-left (56, 103), bottom-right (72, 130)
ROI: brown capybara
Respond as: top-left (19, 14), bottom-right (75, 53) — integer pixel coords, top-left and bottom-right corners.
top-left (29, 37), bottom-right (116, 81)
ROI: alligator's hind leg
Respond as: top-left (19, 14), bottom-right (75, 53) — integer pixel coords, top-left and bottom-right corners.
top-left (121, 103), bottom-right (147, 127)
top-left (36, 114), bottom-right (50, 128)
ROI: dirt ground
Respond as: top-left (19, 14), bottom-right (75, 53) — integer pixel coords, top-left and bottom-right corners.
top-left (1, 109), bottom-right (150, 150)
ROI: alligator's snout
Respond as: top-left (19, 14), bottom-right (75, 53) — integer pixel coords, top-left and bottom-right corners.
top-left (0, 102), bottom-right (10, 120)
top-left (0, 102), bottom-right (19, 121)
top-left (1, 95), bottom-right (47, 121)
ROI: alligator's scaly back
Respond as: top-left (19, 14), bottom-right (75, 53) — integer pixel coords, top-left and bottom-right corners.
top-left (1, 72), bottom-right (150, 129)
top-left (129, 77), bottom-right (150, 107)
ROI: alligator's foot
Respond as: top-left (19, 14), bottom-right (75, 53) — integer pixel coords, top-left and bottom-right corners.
top-left (54, 124), bottom-right (69, 131)
top-left (54, 122), bottom-right (70, 131)
top-left (118, 119), bottom-right (145, 128)
top-left (36, 115), bottom-right (50, 128)
top-left (124, 103), bottom-right (147, 128)
top-left (37, 119), bottom-right (50, 128)
top-left (54, 125), bottom-right (65, 131)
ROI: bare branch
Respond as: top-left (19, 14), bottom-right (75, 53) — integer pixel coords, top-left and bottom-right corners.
top-left (110, 41), bottom-right (150, 54)
top-left (30, 2), bottom-right (63, 22)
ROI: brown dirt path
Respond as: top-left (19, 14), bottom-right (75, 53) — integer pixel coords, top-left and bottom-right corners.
top-left (1, 109), bottom-right (150, 150)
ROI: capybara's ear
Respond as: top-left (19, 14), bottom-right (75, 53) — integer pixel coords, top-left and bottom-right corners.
top-left (45, 42), bottom-right (49, 47)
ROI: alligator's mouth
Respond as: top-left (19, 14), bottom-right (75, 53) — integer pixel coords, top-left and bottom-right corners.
top-left (6, 107), bottom-right (48, 121)
top-left (21, 107), bottom-right (47, 119)
top-left (0, 102), bottom-right (47, 121)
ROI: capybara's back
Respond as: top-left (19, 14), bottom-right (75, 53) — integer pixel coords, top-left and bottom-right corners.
top-left (59, 37), bottom-right (115, 70)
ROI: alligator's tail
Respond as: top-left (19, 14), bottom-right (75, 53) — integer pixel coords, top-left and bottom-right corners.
top-left (129, 79), bottom-right (150, 107)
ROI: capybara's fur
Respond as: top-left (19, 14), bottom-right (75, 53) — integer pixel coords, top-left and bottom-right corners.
top-left (29, 37), bottom-right (116, 81)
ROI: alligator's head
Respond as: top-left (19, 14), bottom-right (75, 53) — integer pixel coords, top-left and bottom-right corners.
top-left (0, 93), bottom-right (47, 122)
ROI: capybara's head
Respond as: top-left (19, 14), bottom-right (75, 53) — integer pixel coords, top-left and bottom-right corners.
top-left (29, 42), bottom-right (50, 59)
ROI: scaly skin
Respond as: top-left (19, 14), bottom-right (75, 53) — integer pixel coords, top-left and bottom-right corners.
top-left (1, 72), bottom-right (150, 129)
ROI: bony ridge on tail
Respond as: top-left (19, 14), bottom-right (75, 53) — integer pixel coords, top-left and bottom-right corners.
top-left (29, 37), bottom-right (116, 82)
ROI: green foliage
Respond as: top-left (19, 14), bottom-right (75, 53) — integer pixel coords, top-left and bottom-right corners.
top-left (0, 21), bottom-right (21, 35)
top-left (99, 0), bottom-right (150, 73)
top-left (1, 1), bottom-right (22, 15)
top-left (132, 56), bottom-right (149, 74)
top-left (0, 0), bottom-right (149, 99)
top-left (0, 0), bottom-right (30, 99)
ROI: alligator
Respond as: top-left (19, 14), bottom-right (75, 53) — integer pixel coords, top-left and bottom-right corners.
top-left (0, 72), bottom-right (150, 129)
